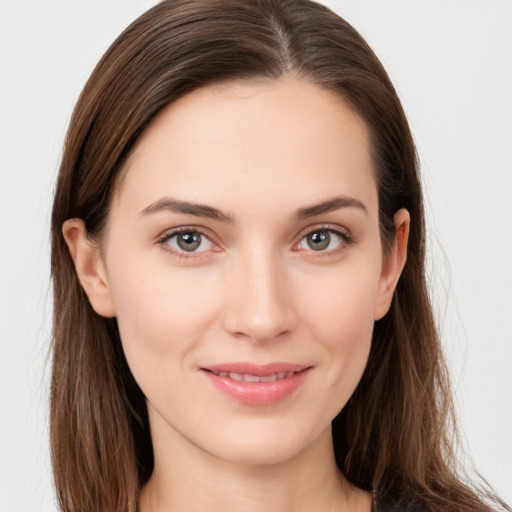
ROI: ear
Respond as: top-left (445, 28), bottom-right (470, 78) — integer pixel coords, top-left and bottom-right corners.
top-left (62, 219), bottom-right (116, 318)
top-left (374, 208), bottom-right (410, 320)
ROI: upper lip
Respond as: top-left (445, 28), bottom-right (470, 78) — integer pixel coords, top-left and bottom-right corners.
top-left (201, 362), bottom-right (311, 376)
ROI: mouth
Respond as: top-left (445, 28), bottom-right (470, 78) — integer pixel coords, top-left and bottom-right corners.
top-left (206, 370), bottom-right (299, 383)
top-left (200, 363), bottom-right (312, 406)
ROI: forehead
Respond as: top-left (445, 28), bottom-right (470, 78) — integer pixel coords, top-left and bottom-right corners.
top-left (115, 78), bottom-right (377, 219)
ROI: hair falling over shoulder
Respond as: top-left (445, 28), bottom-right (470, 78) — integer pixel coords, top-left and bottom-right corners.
top-left (50, 1), bottom-right (510, 511)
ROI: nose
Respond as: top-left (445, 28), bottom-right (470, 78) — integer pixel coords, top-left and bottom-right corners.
top-left (222, 247), bottom-right (297, 343)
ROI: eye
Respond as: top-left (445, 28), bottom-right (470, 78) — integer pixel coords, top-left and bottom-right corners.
top-left (158, 229), bottom-right (215, 255)
top-left (296, 228), bottom-right (348, 253)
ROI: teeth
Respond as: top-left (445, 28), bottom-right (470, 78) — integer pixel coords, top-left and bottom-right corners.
top-left (243, 374), bottom-right (261, 383)
top-left (211, 370), bottom-right (296, 382)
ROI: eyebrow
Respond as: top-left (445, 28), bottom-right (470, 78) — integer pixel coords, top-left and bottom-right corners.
top-left (139, 198), bottom-right (234, 222)
top-left (139, 195), bottom-right (367, 222)
top-left (294, 196), bottom-right (367, 219)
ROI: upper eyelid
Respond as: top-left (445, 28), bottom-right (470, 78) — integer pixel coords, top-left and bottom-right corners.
top-left (294, 223), bottom-right (352, 241)
top-left (156, 225), bottom-right (216, 243)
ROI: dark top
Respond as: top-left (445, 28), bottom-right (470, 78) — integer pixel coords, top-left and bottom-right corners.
top-left (373, 496), bottom-right (420, 512)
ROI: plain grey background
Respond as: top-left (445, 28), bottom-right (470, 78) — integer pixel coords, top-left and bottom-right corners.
top-left (1, 1), bottom-right (511, 510)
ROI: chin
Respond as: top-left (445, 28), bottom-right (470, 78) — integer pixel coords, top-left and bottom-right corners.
top-left (198, 419), bottom-right (332, 467)
top-left (209, 443), bottom-right (305, 467)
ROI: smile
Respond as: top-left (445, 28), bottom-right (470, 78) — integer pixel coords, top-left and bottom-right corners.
top-left (209, 370), bottom-right (296, 382)
top-left (201, 363), bottom-right (312, 406)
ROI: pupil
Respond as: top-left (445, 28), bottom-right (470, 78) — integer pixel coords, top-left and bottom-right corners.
top-left (177, 232), bottom-right (201, 251)
top-left (308, 231), bottom-right (330, 251)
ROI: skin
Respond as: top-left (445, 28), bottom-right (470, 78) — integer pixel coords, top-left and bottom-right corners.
top-left (64, 78), bottom-right (409, 512)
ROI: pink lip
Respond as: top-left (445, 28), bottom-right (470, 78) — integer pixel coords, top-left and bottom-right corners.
top-left (200, 362), bottom-right (312, 406)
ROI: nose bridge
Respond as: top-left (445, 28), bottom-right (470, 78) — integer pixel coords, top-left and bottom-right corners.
top-left (223, 243), bottom-right (295, 342)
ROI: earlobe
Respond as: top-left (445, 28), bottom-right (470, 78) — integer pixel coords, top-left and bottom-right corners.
top-left (62, 219), bottom-right (116, 317)
top-left (374, 208), bottom-right (410, 320)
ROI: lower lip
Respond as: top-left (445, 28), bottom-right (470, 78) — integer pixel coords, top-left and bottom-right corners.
top-left (202, 368), bottom-right (311, 406)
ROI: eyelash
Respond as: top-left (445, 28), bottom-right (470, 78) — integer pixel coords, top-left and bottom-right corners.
top-left (156, 227), bottom-right (219, 259)
top-left (156, 225), bottom-right (354, 259)
top-left (294, 225), bottom-right (354, 257)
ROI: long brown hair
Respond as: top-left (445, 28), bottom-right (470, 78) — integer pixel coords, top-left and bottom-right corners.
top-left (50, 1), bottom-right (509, 511)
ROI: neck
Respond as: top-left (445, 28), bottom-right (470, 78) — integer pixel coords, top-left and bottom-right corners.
top-left (139, 417), bottom-right (371, 512)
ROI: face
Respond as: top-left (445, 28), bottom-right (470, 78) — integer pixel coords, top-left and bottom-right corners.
top-left (67, 78), bottom-right (407, 467)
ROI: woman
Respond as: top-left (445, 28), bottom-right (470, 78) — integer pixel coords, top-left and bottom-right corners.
top-left (49, 1), bottom-right (510, 511)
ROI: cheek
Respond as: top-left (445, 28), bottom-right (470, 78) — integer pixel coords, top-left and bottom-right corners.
top-left (296, 259), bottom-right (380, 401)
top-left (300, 258), bottom-right (380, 342)
top-left (106, 253), bottom-right (222, 372)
